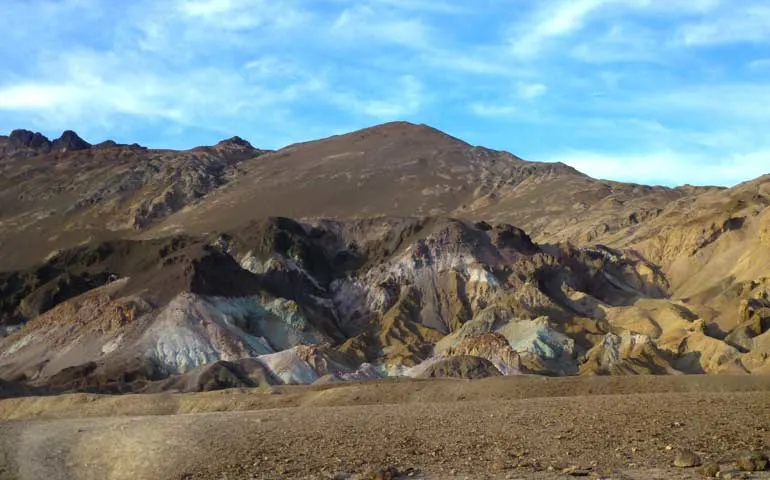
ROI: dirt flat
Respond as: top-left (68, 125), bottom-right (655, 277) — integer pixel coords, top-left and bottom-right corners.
top-left (3, 375), bottom-right (770, 421)
top-left (1, 376), bottom-right (770, 479)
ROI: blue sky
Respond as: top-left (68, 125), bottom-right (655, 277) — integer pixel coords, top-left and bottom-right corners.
top-left (0, 0), bottom-right (768, 186)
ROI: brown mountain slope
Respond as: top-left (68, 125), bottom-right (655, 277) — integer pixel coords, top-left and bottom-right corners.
top-left (146, 121), bottom-right (588, 235)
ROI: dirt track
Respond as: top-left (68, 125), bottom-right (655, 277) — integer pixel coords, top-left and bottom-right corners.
top-left (1, 376), bottom-right (770, 479)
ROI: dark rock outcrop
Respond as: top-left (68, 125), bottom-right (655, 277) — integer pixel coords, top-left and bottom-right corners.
top-left (51, 130), bottom-right (91, 152)
top-left (418, 356), bottom-right (502, 379)
top-left (9, 129), bottom-right (50, 150)
top-left (0, 129), bottom-right (90, 156)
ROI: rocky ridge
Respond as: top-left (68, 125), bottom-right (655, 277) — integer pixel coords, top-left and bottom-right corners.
top-left (0, 129), bottom-right (91, 157)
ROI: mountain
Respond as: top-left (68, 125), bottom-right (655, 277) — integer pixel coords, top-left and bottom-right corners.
top-left (0, 122), bottom-right (687, 267)
top-left (0, 122), bottom-right (769, 395)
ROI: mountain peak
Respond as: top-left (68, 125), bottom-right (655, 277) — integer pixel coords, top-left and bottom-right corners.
top-left (353, 121), bottom-right (469, 144)
top-left (216, 136), bottom-right (255, 150)
top-left (52, 130), bottom-right (91, 152)
top-left (8, 129), bottom-right (51, 150)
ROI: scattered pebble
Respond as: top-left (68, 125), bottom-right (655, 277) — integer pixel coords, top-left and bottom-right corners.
top-left (717, 471), bottom-right (751, 480)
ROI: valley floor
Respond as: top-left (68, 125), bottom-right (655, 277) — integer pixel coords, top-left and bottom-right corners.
top-left (1, 376), bottom-right (770, 480)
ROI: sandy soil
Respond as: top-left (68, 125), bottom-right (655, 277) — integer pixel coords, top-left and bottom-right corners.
top-left (1, 376), bottom-right (770, 480)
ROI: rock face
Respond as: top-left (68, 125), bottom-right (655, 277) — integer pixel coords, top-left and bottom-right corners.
top-left (580, 331), bottom-right (673, 375)
top-left (1, 213), bottom-right (767, 394)
top-left (0, 122), bottom-right (769, 394)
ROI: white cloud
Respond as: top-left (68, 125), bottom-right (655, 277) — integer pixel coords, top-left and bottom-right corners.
top-left (546, 149), bottom-right (770, 186)
top-left (642, 85), bottom-right (770, 121)
top-left (0, 64), bottom-right (186, 123)
top-left (676, 4), bottom-right (770, 46)
top-left (361, 0), bottom-right (467, 14)
top-left (331, 5), bottom-right (434, 49)
top-left (507, 0), bottom-right (727, 60)
top-left (328, 75), bottom-right (424, 118)
top-left (469, 103), bottom-right (518, 118)
top-left (0, 84), bottom-right (83, 110)
top-left (517, 82), bottom-right (547, 100)
top-left (422, 50), bottom-right (517, 76)
top-left (243, 56), bottom-right (302, 77)
top-left (179, 0), bottom-right (234, 16)
top-left (618, 0), bottom-right (722, 14)
top-left (467, 82), bottom-right (545, 118)
top-left (570, 23), bottom-right (661, 63)
top-left (748, 58), bottom-right (770, 71)
top-left (509, 0), bottom-right (606, 58)
top-left (0, 48), bottom-right (324, 133)
top-left (174, 0), bottom-right (311, 32)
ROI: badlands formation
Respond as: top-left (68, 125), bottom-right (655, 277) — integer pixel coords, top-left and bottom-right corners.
top-left (0, 121), bottom-right (769, 479)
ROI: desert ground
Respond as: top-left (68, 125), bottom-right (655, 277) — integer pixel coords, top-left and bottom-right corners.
top-left (1, 376), bottom-right (770, 480)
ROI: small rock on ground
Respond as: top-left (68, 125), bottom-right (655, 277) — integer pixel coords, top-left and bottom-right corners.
top-left (561, 466), bottom-right (592, 476)
top-left (353, 466), bottom-right (401, 480)
top-left (736, 451), bottom-right (769, 472)
top-left (697, 462), bottom-right (720, 478)
top-left (674, 449), bottom-right (702, 468)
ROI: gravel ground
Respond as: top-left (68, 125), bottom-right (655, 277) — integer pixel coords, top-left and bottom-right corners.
top-left (1, 384), bottom-right (770, 479)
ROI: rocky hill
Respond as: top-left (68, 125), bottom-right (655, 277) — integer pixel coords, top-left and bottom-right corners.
top-left (0, 122), bottom-right (768, 395)
top-left (0, 129), bottom-right (267, 270)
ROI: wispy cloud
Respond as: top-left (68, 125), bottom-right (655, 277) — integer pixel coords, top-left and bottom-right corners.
top-left (176, 0), bottom-right (310, 30)
top-left (353, 0), bottom-right (468, 14)
top-left (465, 82), bottom-right (547, 119)
top-left (516, 82), bottom-right (548, 100)
top-left (469, 103), bottom-right (519, 118)
top-left (637, 84), bottom-right (770, 122)
top-left (570, 23), bottom-right (661, 64)
top-left (748, 58), bottom-right (770, 71)
top-left (509, 0), bottom-right (606, 58)
top-left (331, 4), bottom-right (435, 49)
top-left (676, 4), bottom-right (770, 46)
top-left (328, 75), bottom-right (425, 118)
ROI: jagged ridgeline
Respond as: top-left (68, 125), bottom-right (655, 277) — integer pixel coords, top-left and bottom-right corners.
top-left (0, 122), bottom-right (769, 396)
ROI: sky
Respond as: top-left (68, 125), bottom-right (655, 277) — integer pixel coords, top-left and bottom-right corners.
top-left (0, 0), bottom-right (768, 187)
